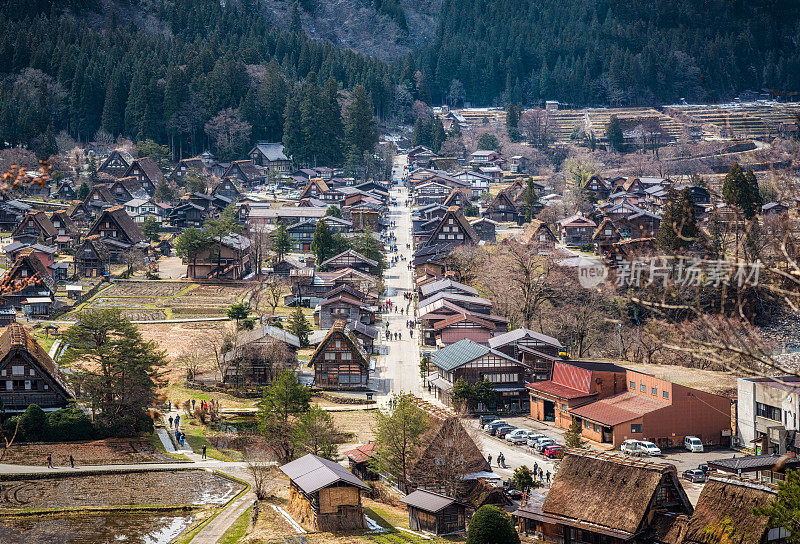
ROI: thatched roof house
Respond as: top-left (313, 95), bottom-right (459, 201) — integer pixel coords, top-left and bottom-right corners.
top-left (407, 417), bottom-right (492, 498)
top-left (514, 450), bottom-right (692, 543)
top-left (681, 475), bottom-right (779, 544)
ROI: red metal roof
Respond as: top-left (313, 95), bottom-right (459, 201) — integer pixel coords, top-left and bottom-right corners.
top-left (528, 381), bottom-right (598, 400)
top-left (569, 392), bottom-right (669, 427)
top-left (344, 442), bottom-right (376, 463)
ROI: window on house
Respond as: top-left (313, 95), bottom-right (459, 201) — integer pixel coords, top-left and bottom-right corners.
top-left (662, 391), bottom-right (669, 399)
top-left (5, 380), bottom-right (11, 390)
top-left (11, 366), bottom-right (24, 376)
top-left (629, 381), bottom-right (635, 389)
top-left (756, 402), bottom-right (782, 421)
top-left (651, 387), bottom-right (657, 396)
top-left (631, 424), bottom-right (642, 433)
top-left (594, 423), bottom-right (600, 432)
top-left (640, 383), bottom-right (646, 392)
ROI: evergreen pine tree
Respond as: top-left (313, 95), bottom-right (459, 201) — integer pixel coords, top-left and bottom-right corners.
top-left (154, 179), bottom-right (174, 202)
top-left (320, 78), bottom-right (344, 165)
top-left (290, 2), bottom-right (302, 33)
top-left (282, 92), bottom-right (304, 164)
top-left (345, 84), bottom-right (378, 157)
top-left (657, 188), bottom-right (698, 252)
top-left (606, 115), bottom-right (624, 152)
top-left (722, 162), bottom-right (762, 220)
top-left (77, 180), bottom-right (90, 200)
top-left (287, 306), bottom-right (312, 347)
top-left (272, 223), bottom-right (291, 261)
top-left (311, 218), bottom-right (333, 265)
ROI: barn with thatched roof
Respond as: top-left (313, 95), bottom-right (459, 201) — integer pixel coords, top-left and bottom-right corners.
top-left (513, 449), bottom-right (693, 543)
top-left (406, 416), bottom-right (492, 498)
top-left (681, 475), bottom-right (783, 544)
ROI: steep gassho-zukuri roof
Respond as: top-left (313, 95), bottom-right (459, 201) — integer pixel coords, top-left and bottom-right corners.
top-left (682, 476), bottom-right (776, 544)
top-left (541, 450), bottom-right (691, 536)
top-left (0, 323), bottom-right (74, 398)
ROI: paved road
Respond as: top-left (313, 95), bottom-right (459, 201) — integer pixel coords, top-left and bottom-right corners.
top-left (376, 185), bottom-right (421, 405)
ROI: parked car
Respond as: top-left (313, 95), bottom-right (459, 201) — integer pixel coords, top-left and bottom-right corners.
top-left (505, 489), bottom-right (524, 499)
top-left (682, 469), bottom-right (706, 483)
top-left (479, 415), bottom-right (499, 426)
top-left (484, 420), bottom-right (508, 433)
top-left (543, 444), bottom-right (564, 458)
top-left (506, 429), bottom-right (531, 444)
top-left (526, 434), bottom-right (549, 447)
top-left (497, 425), bottom-right (518, 439)
top-left (621, 439), bottom-right (644, 456)
top-left (684, 436), bottom-right (704, 453)
top-left (638, 441), bottom-right (662, 456)
top-left (535, 438), bottom-right (557, 452)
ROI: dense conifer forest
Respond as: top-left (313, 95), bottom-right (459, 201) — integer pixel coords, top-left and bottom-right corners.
top-left (1, 0), bottom-right (799, 155)
top-left (405, 0), bottom-right (800, 106)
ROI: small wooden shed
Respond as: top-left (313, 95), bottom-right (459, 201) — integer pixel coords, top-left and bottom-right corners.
top-left (401, 489), bottom-right (468, 535)
top-left (280, 453), bottom-right (371, 532)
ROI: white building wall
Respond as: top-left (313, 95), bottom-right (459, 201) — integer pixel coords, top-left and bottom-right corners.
top-left (737, 378), bottom-right (756, 445)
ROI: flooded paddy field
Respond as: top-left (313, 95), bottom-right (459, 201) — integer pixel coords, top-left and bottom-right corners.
top-left (0, 512), bottom-right (195, 544)
top-left (0, 469), bottom-right (242, 509)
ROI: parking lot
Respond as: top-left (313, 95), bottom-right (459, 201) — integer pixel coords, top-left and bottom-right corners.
top-left (465, 414), bottom-right (740, 505)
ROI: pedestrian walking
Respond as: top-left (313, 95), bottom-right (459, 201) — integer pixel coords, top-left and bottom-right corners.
top-left (191, 399), bottom-right (196, 410)
top-left (175, 415), bottom-right (180, 428)
top-left (533, 462), bottom-right (538, 478)
top-left (497, 453), bottom-right (502, 467)
top-left (487, 454), bottom-right (492, 465)
top-left (202, 445), bottom-right (207, 460)
top-left (69, 455), bottom-right (74, 468)
top-left (47, 454), bottom-right (53, 468)
top-left (546, 471), bottom-right (551, 484)
top-left (168, 415), bottom-right (174, 428)
top-left (168, 400), bottom-right (171, 411)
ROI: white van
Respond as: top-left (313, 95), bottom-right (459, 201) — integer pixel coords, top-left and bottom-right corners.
top-left (684, 436), bottom-right (703, 452)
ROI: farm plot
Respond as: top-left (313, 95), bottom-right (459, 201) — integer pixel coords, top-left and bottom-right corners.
top-left (77, 281), bottom-right (252, 321)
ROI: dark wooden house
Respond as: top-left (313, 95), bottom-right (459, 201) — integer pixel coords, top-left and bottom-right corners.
top-left (109, 176), bottom-right (149, 204)
top-left (344, 442), bottom-right (378, 481)
top-left (50, 210), bottom-right (78, 251)
top-left (425, 207), bottom-right (479, 248)
top-left (168, 157), bottom-right (210, 185)
top-left (402, 490), bottom-right (468, 536)
top-left (223, 160), bottom-right (266, 187)
top-left (308, 320), bottom-right (370, 389)
top-left (280, 454), bottom-right (370, 532)
top-left (0, 200), bottom-right (31, 232)
top-left (0, 248), bottom-right (56, 312)
top-left (184, 233), bottom-right (251, 279)
top-left (320, 250), bottom-right (378, 275)
top-left (11, 210), bottom-right (57, 245)
top-left (97, 149), bottom-right (132, 178)
top-left (470, 218), bottom-right (496, 243)
top-left (86, 206), bottom-right (147, 262)
top-left (429, 338), bottom-right (531, 411)
top-left (75, 236), bottom-right (110, 277)
top-left (248, 142), bottom-right (292, 172)
top-left (484, 190), bottom-right (521, 223)
top-left (0, 323), bottom-right (74, 411)
top-left (122, 157), bottom-right (164, 196)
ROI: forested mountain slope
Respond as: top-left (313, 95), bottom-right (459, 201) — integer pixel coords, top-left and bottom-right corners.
top-left (0, 0), bottom-right (392, 152)
top-left (406, 0), bottom-right (800, 106)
